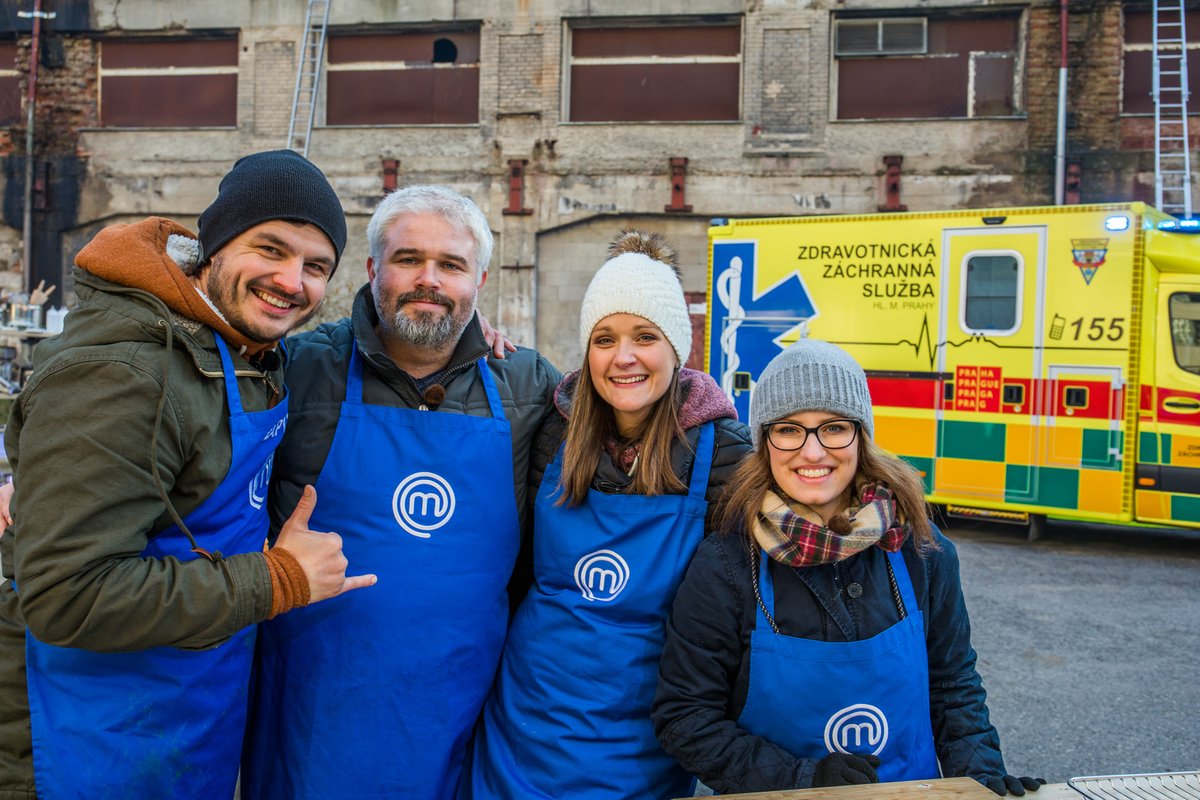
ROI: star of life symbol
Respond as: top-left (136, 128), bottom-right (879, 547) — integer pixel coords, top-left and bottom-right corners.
top-left (248, 454), bottom-right (273, 511)
top-left (392, 472), bottom-right (456, 539)
top-left (824, 704), bottom-right (889, 756)
top-left (573, 549), bottom-right (631, 602)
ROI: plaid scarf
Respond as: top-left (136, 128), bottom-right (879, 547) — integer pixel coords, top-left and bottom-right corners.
top-left (752, 482), bottom-right (909, 567)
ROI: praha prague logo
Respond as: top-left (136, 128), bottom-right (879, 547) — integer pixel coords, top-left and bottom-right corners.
top-left (392, 472), bottom-right (456, 539)
top-left (248, 454), bottom-right (273, 511)
top-left (573, 549), bottom-right (631, 602)
top-left (823, 704), bottom-right (889, 756)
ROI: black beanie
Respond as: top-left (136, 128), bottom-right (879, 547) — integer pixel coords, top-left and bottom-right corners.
top-left (197, 150), bottom-right (348, 273)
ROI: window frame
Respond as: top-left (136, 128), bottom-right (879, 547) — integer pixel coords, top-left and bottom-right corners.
top-left (1121, 9), bottom-right (1200, 116)
top-left (0, 40), bottom-right (19, 127)
top-left (834, 18), bottom-right (928, 57)
top-left (831, 11), bottom-right (1024, 122)
top-left (959, 249), bottom-right (1024, 336)
top-left (1168, 291), bottom-right (1200, 375)
top-left (322, 26), bottom-right (482, 127)
top-left (561, 17), bottom-right (743, 123)
top-left (97, 36), bottom-right (239, 129)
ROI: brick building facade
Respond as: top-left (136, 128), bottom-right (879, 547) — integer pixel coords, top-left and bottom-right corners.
top-left (0, 0), bottom-right (1188, 370)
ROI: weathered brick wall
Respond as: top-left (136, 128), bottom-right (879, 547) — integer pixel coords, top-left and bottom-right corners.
top-left (0, 0), bottom-right (1181, 340)
top-left (13, 36), bottom-right (97, 157)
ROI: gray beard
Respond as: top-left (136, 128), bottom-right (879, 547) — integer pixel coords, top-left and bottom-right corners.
top-left (387, 307), bottom-right (461, 348)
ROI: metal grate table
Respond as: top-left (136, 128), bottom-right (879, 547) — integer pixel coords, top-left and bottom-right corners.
top-left (1068, 772), bottom-right (1200, 800)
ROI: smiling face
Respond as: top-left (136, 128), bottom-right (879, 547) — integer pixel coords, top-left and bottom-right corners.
top-left (767, 411), bottom-right (860, 523)
top-left (198, 220), bottom-right (334, 344)
top-left (587, 313), bottom-right (678, 438)
top-left (367, 211), bottom-right (483, 359)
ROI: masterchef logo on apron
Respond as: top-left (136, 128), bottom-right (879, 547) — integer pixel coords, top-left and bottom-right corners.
top-left (573, 549), bottom-right (631, 602)
top-left (824, 703), bottom-right (889, 756)
top-left (248, 454), bottom-right (273, 510)
top-left (392, 471), bottom-right (457, 538)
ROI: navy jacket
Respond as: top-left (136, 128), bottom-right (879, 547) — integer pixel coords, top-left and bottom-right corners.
top-left (653, 527), bottom-right (1009, 794)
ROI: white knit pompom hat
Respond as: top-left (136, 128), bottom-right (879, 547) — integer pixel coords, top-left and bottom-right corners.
top-left (578, 230), bottom-right (692, 364)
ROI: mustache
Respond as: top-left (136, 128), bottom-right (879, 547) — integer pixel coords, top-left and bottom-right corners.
top-left (396, 289), bottom-right (454, 310)
top-left (247, 281), bottom-right (307, 307)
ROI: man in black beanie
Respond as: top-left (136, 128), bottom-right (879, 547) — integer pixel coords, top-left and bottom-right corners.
top-left (0, 150), bottom-right (375, 799)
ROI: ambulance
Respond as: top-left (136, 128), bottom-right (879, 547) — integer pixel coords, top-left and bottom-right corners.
top-left (706, 203), bottom-right (1200, 536)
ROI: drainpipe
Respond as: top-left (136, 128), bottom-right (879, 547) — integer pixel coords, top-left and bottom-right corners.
top-left (17, 0), bottom-right (53, 285)
top-left (1054, 0), bottom-right (1068, 205)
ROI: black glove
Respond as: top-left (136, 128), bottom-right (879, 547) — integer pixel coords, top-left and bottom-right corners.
top-left (980, 775), bottom-right (1047, 796)
top-left (812, 752), bottom-right (881, 786)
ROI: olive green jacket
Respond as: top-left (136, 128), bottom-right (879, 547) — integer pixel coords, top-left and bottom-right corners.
top-left (0, 234), bottom-right (283, 794)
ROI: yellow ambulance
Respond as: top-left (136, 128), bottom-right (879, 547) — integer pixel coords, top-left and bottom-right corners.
top-left (706, 203), bottom-right (1200, 536)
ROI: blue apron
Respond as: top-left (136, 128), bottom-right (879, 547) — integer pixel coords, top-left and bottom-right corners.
top-left (242, 346), bottom-right (519, 800)
top-left (466, 422), bottom-right (716, 800)
top-left (25, 334), bottom-right (287, 799)
top-left (738, 548), bottom-right (941, 784)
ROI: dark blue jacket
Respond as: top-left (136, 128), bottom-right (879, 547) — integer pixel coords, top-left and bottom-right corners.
top-left (652, 527), bottom-right (1008, 794)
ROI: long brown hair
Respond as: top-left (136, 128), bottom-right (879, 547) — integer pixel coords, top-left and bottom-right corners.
top-left (714, 434), bottom-right (936, 551)
top-left (557, 364), bottom-right (689, 506)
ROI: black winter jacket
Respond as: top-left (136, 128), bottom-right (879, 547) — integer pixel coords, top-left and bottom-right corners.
top-left (268, 285), bottom-right (561, 602)
top-left (653, 528), bottom-right (1008, 794)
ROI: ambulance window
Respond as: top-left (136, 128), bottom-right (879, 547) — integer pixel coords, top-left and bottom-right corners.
top-left (1169, 292), bottom-right (1200, 375)
top-left (1064, 387), bottom-right (1088, 408)
top-left (963, 254), bottom-right (1020, 332)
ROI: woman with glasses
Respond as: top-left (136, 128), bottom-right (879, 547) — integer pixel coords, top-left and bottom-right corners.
top-left (653, 339), bottom-right (1043, 797)
top-left (463, 231), bottom-right (751, 800)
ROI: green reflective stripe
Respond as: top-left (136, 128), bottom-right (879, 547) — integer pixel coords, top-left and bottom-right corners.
top-left (1139, 431), bottom-right (1160, 464)
top-left (900, 455), bottom-right (934, 494)
top-left (1082, 428), bottom-right (1121, 470)
top-left (938, 420), bottom-right (1005, 461)
top-left (1005, 465), bottom-right (1080, 509)
top-left (1171, 494), bottom-right (1200, 522)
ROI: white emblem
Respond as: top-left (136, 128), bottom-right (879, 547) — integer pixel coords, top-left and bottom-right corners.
top-left (573, 549), bottom-right (631, 602)
top-left (248, 454), bottom-right (273, 511)
top-left (261, 416), bottom-right (287, 442)
top-left (392, 472), bottom-right (456, 539)
top-left (824, 704), bottom-right (889, 756)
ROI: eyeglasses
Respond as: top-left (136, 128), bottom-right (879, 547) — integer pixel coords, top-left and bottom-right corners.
top-left (763, 419), bottom-right (861, 451)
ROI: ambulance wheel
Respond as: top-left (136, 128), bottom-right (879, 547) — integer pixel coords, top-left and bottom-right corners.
top-left (1027, 514), bottom-right (1046, 542)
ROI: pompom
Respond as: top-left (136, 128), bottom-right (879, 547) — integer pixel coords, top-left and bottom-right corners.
top-left (607, 229), bottom-right (680, 273)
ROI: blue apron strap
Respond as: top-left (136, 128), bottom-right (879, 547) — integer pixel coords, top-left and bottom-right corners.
top-left (345, 344), bottom-right (365, 404)
top-left (686, 422), bottom-right (716, 498)
top-left (212, 335), bottom-right (242, 416)
top-left (475, 358), bottom-right (505, 421)
top-left (756, 547), bottom-right (777, 628)
top-left (886, 548), bottom-right (919, 612)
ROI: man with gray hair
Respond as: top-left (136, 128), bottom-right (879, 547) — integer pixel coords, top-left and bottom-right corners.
top-left (241, 185), bottom-right (560, 800)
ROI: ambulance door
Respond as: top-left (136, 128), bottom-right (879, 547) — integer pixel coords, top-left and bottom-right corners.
top-left (934, 226), bottom-right (1046, 505)
top-left (1141, 283), bottom-right (1200, 526)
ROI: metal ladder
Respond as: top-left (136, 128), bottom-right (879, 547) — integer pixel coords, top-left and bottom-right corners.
top-left (1153, 0), bottom-right (1193, 217)
top-left (287, 0), bottom-right (331, 157)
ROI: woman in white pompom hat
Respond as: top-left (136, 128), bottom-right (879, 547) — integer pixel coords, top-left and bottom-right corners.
top-left (463, 231), bottom-right (752, 800)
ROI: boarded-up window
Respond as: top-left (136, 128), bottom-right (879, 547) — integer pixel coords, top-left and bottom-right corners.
top-left (325, 30), bottom-right (480, 125)
top-left (568, 24), bottom-right (741, 122)
top-left (1123, 10), bottom-right (1200, 114)
top-left (836, 14), bottom-right (1020, 120)
top-left (0, 42), bottom-right (20, 126)
top-left (100, 38), bottom-right (238, 127)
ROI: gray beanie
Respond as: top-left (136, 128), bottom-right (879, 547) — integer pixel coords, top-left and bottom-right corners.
top-left (749, 339), bottom-right (874, 448)
top-left (198, 150), bottom-right (347, 272)
top-left (579, 230), bottom-right (693, 365)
